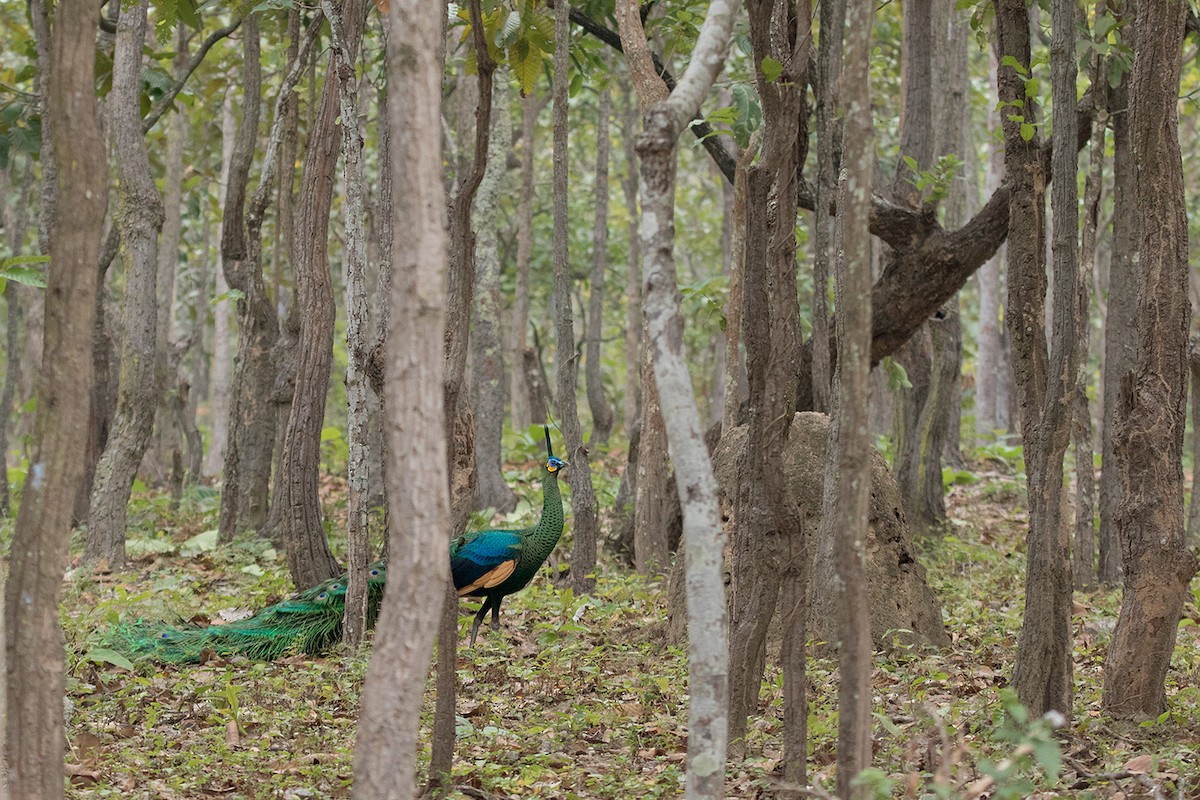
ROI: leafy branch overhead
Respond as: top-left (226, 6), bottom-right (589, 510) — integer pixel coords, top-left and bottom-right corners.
top-left (457, 0), bottom-right (556, 96)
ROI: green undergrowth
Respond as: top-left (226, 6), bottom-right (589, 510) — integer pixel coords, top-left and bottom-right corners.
top-left (28, 464), bottom-right (1200, 798)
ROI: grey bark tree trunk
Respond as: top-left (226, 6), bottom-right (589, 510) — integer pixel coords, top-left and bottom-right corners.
top-left (323, 0), bottom-right (372, 650)
top-left (509, 93), bottom-right (547, 432)
top-left (353, 2), bottom-right (449, 793)
top-left (832, 3), bottom-right (875, 793)
top-left (552, 0), bottom-right (600, 595)
top-left (618, 0), bottom-right (736, 795)
top-left (4, 0), bottom-right (106, 794)
top-left (1003, 0), bottom-right (1078, 719)
top-left (276, 0), bottom-right (367, 587)
top-left (621, 87), bottom-right (642, 434)
top-left (472, 77), bottom-right (518, 515)
top-left (85, 0), bottom-right (166, 568)
top-left (0, 162), bottom-right (34, 516)
top-left (585, 73), bottom-right (615, 447)
top-left (1102, 0), bottom-right (1199, 721)
top-left (205, 94), bottom-right (236, 478)
top-left (1098, 0), bottom-right (1136, 587)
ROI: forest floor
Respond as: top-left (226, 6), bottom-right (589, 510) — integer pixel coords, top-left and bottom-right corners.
top-left (29, 449), bottom-right (1200, 799)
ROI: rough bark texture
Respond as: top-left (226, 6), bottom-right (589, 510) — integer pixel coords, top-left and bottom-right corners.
top-left (205, 96), bottom-right (236, 478)
top-left (1098, 0), bottom-right (1136, 587)
top-left (1102, 0), bottom-right (1199, 721)
top-left (472, 78), bottom-right (518, 515)
top-left (217, 16), bottom-right (274, 542)
top-left (727, 0), bottom-right (808, 763)
top-left (323, 0), bottom-right (371, 650)
top-left (832, 6), bottom-right (875, 790)
top-left (1001, 0), bottom-right (1075, 719)
top-left (4, 0), bottom-right (106, 793)
top-left (620, 0), bottom-right (736, 794)
top-left (85, 0), bottom-right (166, 568)
top-left (585, 74), bottom-right (616, 447)
top-left (976, 51), bottom-right (1009, 442)
top-left (1188, 340), bottom-right (1200, 547)
top-left (552, 0), bottom-right (599, 595)
top-left (353, 2), bottom-right (449, 792)
top-left (276, 0), bottom-right (367, 586)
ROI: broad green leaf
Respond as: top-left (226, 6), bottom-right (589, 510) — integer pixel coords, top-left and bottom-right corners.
top-left (1020, 122), bottom-right (1036, 141)
top-left (0, 265), bottom-right (47, 288)
top-left (760, 56), bottom-right (783, 83)
top-left (181, 529), bottom-right (218, 555)
top-left (87, 647), bottom-right (135, 671)
top-left (1, 253), bottom-right (50, 269)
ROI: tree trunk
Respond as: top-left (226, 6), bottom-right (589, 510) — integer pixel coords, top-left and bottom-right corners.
top-left (1098, 0), bottom-right (1136, 587)
top-left (85, 0), bottom-right (166, 568)
top-left (721, 141), bottom-right (755, 435)
top-left (510, 93), bottom-right (547, 432)
top-left (621, 87), bottom-right (642, 434)
top-left (0, 162), bottom-right (34, 516)
top-left (5, 0), bottom-right (106, 793)
top-left (472, 77), bottom-right (518, 515)
top-left (276, 0), bottom-right (367, 587)
top-left (585, 72), bottom-right (615, 447)
top-left (1187, 340), bottom-right (1200, 547)
top-left (322, 0), bottom-right (371, 650)
top-left (1073, 8), bottom-right (1106, 590)
top-left (1102, 0), bottom-right (1199, 721)
top-left (1003, 0), bottom-right (1078, 719)
top-left (619, 0), bottom-right (736, 794)
top-left (832, 2), bottom-right (875, 792)
top-left (217, 16), bottom-right (278, 543)
top-left (205, 94), bottom-right (237, 478)
top-left (353, 2), bottom-right (449, 792)
top-left (727, 0), bottom-right (808, 766)
top-left (975, 50), bottom-right (1008, 443)
top-left (552, 0), bottom-right (600, 595)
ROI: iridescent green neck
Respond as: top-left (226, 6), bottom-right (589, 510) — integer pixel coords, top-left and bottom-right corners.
top-left (527, 467), bottom-right (564, 559)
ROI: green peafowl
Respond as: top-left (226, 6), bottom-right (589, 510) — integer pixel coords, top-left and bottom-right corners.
top-left (107, 426), bottom-right (567, 662)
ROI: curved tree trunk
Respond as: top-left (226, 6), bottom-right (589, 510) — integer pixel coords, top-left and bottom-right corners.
top-left (585, 73), bottom-right (615, 447)
top-left (85, 0), bottom-right (166, 568)
top-left (275, 0), bottom-right (367, 587)
top-left (5, 0), bottom-right (106, 792)
top-left (472, 77), bottom-right (518, 515)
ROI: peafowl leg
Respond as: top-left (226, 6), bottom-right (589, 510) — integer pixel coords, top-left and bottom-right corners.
top-left (469, 599), bottom-right (491, 646)
top-left (490, 598), bottom-right (502, 632)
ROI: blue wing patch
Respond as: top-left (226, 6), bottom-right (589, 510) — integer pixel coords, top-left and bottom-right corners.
top-left (451, 530), bottom-right (522, 595)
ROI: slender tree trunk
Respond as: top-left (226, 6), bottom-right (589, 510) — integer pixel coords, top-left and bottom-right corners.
top-left (4, 0), bottom-right (106, 793)
top-left (619, 1), bottom-right (736, 794)
top-left (85, 0), bottom-right (166, 567)
top-left (1102, 0), bottom-right (1199, 721)
top-left (1003, 0), bottom-right (1078, 719)
top-left (1099, 0), bottom-right (1136, 587)
top-left (552, 1), bottom-right (600, 595)
top-left (472, 77), bottom-right (518, 515)
top-left (722, 141), bottom-right (756, 436)
top-left (975, 51), bottom-right (1007, 443)
top-left (277, 0), bottom-right (367, 587)
top-left (323, 0), bottom-right (372, 649)
top-left (510, 94), bottom-right (547, 432)
top-left (832, 2), bottom-right (875, 792)
top-left (621, 87), bottom-right (642, 434)
top-left (217, 17), bottom-right (276, 543)
top-left (0, 162), bottom-right (33, 516)
top-left (1187, 340), bottom-right (1200, 547)
top-left (206, 95), bottom-right (237, 478)
top-left (353, 2), bottom-right (448, 792)
top-left (1073, 7), bottom-right (1106, 590)
top-left (585, 72), bottom-right (616, 447)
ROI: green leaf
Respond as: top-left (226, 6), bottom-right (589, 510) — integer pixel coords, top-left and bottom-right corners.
top-left (1, 254), bottom-right (50, 269)
top-left (495, 10), bottom-right (522, 48)
top-left (210, 288), bottom-right (246, 305)
top-left (760, 56), bottom-right (783, 83)
top-left (1020, 122), bottom-right (1036, 141)
top-left (181, 529), bottom-right (218, 556)
top-left (1000, 54), bottom-right (1029, 77)
top-left (0, 264), bottom-right (48, 288)
top-left (1024, 77), bottom-right (1040, 97)
top-left (321, 426), bottom-right (343, 442)
top-left (87, 647), bottom-right (135, 671)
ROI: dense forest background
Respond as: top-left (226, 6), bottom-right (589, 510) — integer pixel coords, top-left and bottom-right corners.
top-left (3, 0), bottom-right (1200, 798)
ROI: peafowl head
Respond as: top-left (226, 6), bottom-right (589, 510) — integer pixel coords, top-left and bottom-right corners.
top-left (544, 425), bottom-right (567, 474)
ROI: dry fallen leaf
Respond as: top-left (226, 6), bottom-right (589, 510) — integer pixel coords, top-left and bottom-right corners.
top-left (1123, 753), bottom-right (1154, 774)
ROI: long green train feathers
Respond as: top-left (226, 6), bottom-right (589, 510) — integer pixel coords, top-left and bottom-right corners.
top-left (106, 562), bottom-right (388, 664)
